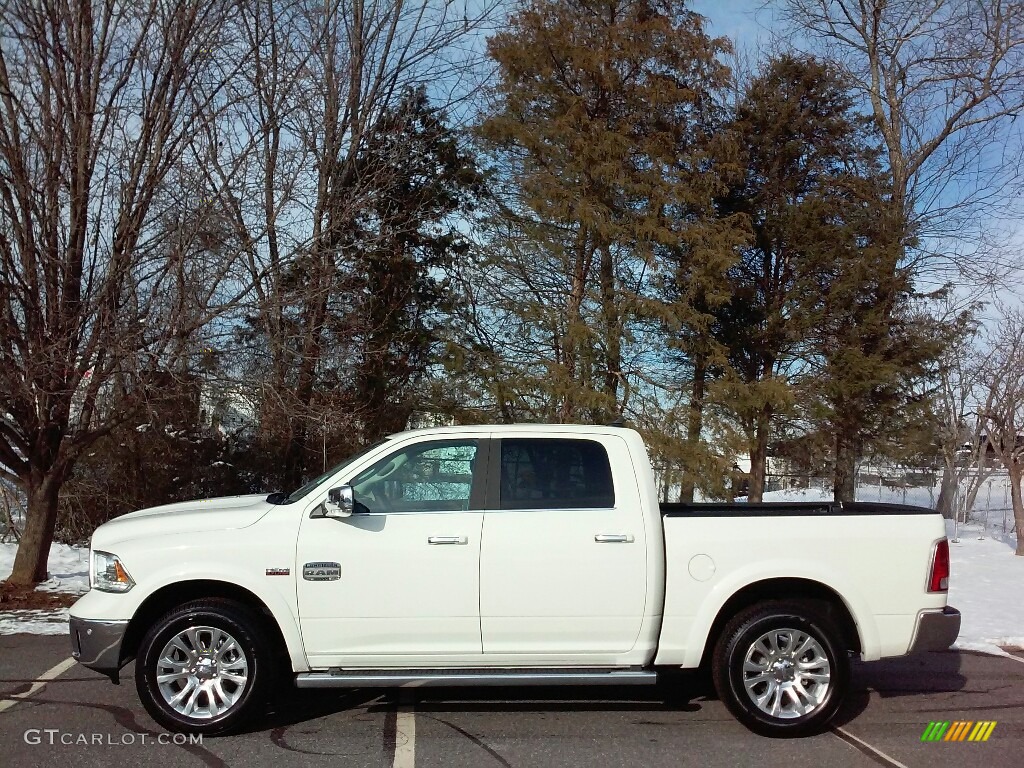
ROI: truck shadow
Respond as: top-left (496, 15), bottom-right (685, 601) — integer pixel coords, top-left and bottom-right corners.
top-left (255, 679), bottom-right (706, 734)
top-left (389, 684), bottom-right (707, 714)
top-left (849, 650), bottom-right (968, 697)
top-left (254, 651), bottom-right (972, 733)
top-left (833, 650), bottom-right (968, 727)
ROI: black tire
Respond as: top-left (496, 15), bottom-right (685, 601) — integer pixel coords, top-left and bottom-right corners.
top-left (711, 600), bottom-right (849, 737)
top-left (135, 598), bottom-right (275, 735)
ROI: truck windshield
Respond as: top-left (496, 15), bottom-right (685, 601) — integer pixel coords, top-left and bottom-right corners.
top-left (275, 438), bottom-right (390, 504)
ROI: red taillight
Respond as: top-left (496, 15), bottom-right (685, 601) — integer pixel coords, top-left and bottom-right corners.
top-left (928, 539), bottom-right (950, 592)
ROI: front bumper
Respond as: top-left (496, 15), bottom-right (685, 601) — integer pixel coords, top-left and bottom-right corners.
top-left (69, 616), bottom-right (129, 679)
top-left (908, 606), bottom-right (961, 653)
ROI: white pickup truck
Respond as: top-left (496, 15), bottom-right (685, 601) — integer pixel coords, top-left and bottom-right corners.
top-left (69, 424), bottom-right (959, 737)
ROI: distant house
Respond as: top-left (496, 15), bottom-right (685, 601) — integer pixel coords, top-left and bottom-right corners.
top-left (959, 433), bottom-right (1024, 466)
top-left (198, 382), bottom-right (257, 436)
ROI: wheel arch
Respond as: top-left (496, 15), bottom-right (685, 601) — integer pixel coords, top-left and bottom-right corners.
top-left (120, 579), bottom-right (301, 674)
top-left (697, 577), bottom-right (862, 671)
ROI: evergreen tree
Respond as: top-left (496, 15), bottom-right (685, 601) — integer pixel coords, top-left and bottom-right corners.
top-left (714, 55), bottom-right (884, 501)
top-left (476, 0), bottom-right (741, 427)
top-left (806, 200), bottom-right (949, 501)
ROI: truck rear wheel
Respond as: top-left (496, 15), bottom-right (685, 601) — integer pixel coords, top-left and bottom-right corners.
top-left (711, 600), bottom-right (849, 737)
top-left (135, 598), bottom-right (273, 735)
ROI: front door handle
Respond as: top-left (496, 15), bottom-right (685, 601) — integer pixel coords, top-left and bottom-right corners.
top-left (428, 536), bottom-right (468, 545)
top-left (594, 533), bottom-right (634, 543)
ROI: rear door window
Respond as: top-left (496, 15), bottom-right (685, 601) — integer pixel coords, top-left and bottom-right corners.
top-left (499, 438), bottom-right (615, 510)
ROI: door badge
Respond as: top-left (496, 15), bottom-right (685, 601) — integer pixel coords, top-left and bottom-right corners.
top-left (303, 562), bottom-right (341, 581)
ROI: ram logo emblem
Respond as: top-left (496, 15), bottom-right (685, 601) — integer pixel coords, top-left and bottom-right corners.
top-left (303, 562), bottom-right (341, 581)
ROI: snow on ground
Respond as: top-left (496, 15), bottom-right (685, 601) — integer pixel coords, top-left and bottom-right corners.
top-left (0, 608), bottom-right (71, 635)
top-left (0, 541), bottom-right (90, 594)
top-left (0, 541), bottom-right (89, 634)
top-left (760, 484), bottom-right (938, 508)
top-left (945, 519), bottom-right (1024, 655)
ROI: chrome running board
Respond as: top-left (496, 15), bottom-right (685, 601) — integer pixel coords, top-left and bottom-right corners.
top-left (295, 667), bottom-right (658, 689)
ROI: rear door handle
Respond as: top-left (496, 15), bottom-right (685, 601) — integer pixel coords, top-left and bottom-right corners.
top-left (428, 536), bottom-right (468, 545)
top-left (594, 534), bottom-right (634, 543)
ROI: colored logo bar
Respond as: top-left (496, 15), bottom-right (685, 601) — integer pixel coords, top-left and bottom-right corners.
top-left (921, 721), bottom-right (996, 742)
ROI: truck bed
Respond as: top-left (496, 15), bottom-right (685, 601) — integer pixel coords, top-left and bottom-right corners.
top-left (655, 498), bottom-right (947, 668)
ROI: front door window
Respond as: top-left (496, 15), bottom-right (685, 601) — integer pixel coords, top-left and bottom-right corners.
top-left (350, 440), bottom-right (479, 513)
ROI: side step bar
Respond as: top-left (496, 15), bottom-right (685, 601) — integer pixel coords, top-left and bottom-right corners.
top-left (295, 668), bottom-right (659, 689)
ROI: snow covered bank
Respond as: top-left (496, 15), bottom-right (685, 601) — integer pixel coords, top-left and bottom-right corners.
top-left (0, 541), bottom-right (90, 595)
top-left (0, 607), bottom-right (71, 635)
top-left (0, 541), bottom-right (89, 634)
top-left (946, 519), bottom-right (1024, 655)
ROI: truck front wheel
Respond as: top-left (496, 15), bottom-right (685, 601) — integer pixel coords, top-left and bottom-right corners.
top-left (135, 598), bottom-right (274, 735)
top-left (711, 600), bottom-right (849, 737)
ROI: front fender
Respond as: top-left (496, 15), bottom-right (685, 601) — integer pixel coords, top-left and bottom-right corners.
top-left (71, 520), bottom-right (308, 674)
top-left (72, 568), bottom-right (308, 674)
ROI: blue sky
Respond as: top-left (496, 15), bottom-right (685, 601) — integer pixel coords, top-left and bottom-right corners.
top-left (691, 0), bottom-right (779, 50)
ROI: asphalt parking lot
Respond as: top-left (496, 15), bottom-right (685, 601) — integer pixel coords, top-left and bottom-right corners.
top-left (0, 635), bottom-right (1021, 768)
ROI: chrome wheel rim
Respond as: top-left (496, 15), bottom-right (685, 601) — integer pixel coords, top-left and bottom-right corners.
top-left (156, 625), bottom-right (249, 719)
top-left (741, 627), bottom-right (831, 719)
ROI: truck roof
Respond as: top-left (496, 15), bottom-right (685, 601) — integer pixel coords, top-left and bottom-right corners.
top-left (387, 423), bottom-right (637, 440)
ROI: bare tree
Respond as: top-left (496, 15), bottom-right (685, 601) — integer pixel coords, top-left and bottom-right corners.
top-left (933, 309), bottom-right (996, 520)
top-left (0, 0), bottom-right (245, 586)
top-left (775, 1), bottom-right (1024, 499)
top-left (978, 307), bottom-right (1024, 554)
top-left (779, 0), bottom-right (1024, 281)
top-left (196, 0), bottom-right (499, 489)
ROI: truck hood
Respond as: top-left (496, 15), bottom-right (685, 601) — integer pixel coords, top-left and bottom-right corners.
top-left (91, 493), bottom-right (273, 549)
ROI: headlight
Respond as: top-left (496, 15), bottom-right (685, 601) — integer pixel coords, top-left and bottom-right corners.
top-left (92, 551), bottom-right (135, 593)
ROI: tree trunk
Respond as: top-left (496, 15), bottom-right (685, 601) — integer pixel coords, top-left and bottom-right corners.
top-left (936, 461), bottom-right (957, 518)
top-left (599, 244), bottom-right (620, 419)
top-left (1009, 463), bottom-right (1024, 556)
top-left (833, 431), bottom-right (857, 503)
top-left (282, 421), bottom-right (308, 492)
top-left (282, 274), bottom-right (330, 490)
top-left (748, 408), bottom-right (771, 503)
top-left (7, 479), bottom-right (61, 587)
top-left (364, 394), bottom-right (412, 445)
top-left (679, 354), bottom-right (707, 503)
top-left (962, 466), bottom-right (991, 522)
top-left (560, 225), bottom-right (591, 422)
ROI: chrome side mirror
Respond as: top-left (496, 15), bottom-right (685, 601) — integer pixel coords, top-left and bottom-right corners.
top-left (322, 485), bottom-right (354, 518)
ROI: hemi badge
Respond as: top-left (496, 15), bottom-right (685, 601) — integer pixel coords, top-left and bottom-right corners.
top-left (266, 568), bottom-right (290, 576)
